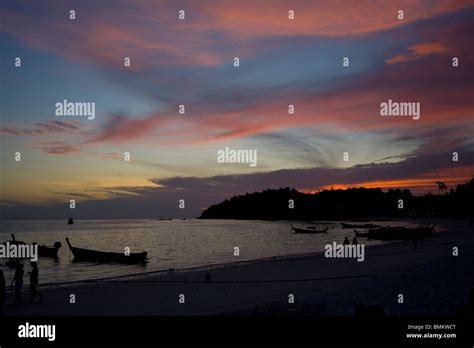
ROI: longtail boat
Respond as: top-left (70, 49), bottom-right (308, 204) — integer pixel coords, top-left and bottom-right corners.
top-left (353, 230), bottom-right (369, 238)
top-left (367, 224), bottom-right (435, 241)
top-left (3, 234), bottom-right (27, 268)
top-left (5, 234), bottom-right (62, 259)
top-left (37, 242), bottom-right (62, 259)
top-left (291, 224), bottom-right (328, 234)
top-left (65, 238), bottom-right (147, 264)
top-left (3, 234), bottom-right (26, 246)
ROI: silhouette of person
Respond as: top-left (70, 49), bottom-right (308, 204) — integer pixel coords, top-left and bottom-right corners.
top-left (11, 263), bottom-right (24, 304)
top-left (28, 262), bottom-right (43, 303)
top-left (352, 237), bottom-right (358, 245)
top-left (343, 237), bottom-right (350, 245)
top-left (0, 270), bottom-right (5, 314)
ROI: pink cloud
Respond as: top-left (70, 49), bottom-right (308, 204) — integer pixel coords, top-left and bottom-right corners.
top-left (33, 141), bottom-right (82, 155)
top-left (0, 120), bottom-right (89, 136)
top-left (10, 43), bottom-right (473, 154)
top-left (1, 0), bottom-right (472, 70)
top-left (2, 1), bottom-right (472, 156)
top-left (194, 0), bottom-right (472, 37)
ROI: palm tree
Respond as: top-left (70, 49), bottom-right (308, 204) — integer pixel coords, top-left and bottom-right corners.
top-left (435, 181), bottom-right (447, 195)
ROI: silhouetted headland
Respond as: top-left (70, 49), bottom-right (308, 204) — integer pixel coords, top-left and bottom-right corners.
top-left (199, 178), bottom-right (473, 220)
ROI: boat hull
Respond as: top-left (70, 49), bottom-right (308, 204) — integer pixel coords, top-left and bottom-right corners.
top-left (354, 231), bottom-right (369, 238)
top-left (291, 225), bottom-right (327, 234)
top-left (38, 245), bottom-right (60, 259)
top-left (367, 226), bottom-right (434, 241)
top-left (66, 238), bottom-right (147, 264)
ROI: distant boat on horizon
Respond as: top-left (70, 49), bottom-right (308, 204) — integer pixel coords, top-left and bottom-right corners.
top-left (290, 224), bottom-right (328, 234)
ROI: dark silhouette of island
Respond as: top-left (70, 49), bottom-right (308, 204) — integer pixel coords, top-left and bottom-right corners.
top-left (199, 178), bottom-right (473, 220)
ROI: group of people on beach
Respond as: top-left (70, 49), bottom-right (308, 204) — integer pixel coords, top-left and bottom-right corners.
top-left (343, 236), bottom-right (358, 245)
top-left (0, 261), bottom-right (43, 314)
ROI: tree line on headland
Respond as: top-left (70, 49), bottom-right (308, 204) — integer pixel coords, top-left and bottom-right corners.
top-left (199, 178), bottom-right (474, 220)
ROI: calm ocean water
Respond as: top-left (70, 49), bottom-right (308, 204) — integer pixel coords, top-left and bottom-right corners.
top-left (0, 219), bottom-right (417, 286)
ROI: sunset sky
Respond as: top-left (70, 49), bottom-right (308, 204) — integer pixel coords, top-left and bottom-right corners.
top-left (1, 0), bottom-right (473, 218)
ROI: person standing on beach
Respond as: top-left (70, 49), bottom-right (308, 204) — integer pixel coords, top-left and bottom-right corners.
top-left (28, 262), bottom-right (43, 303)
top-left (343, 237), bottom-right (350, 245)
top-left (11, 263), bottom-right (24, 304)
top-left (0, 270), bottom-right (6, 314)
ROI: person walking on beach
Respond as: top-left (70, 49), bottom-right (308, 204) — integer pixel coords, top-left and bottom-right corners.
top-left (343, 237), bottom-right (350, 245)
top-left (352, 237), bottom-right (358, 245)
top-left (28, 262), bottom-right (43, 303)
top-left (0, 270), bottom-right (6, 314)
top-left (11, 263), bottom-right (24, 304)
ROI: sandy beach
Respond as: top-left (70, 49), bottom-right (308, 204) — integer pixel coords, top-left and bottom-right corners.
top-left (3, 219), bottom-right (473, 316)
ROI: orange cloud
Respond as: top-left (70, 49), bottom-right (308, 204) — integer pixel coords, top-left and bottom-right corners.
top-left (304, 165), bottom-right (474, 194)
top-left (386, 41), bottom-right (450, 64)
top-left (410, 41), bottom-right (450, 55)
top-left (386, 54), bottom-right (415, 65)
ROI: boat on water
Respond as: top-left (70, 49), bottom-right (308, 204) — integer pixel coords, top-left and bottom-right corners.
top-left (3, 234), bottom-right (27, 268)
top-left (3, 234), bottom-right (26, 246)
top-left (367, 224), bottom-right (435, 241)
top-left (341, 222), bottom-right (379, 229)
top-left (353, 230), bottom-right (369, 238)
top-left (65, 238), bottom-right (148, 264)
top-left (3, 234), bottom-right (63, 259)
top-left (37, 242), bottom-right (62, 259)
top-left (291, 224), bottom-right (328, 234)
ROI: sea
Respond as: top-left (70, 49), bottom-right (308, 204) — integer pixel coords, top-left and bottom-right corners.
top-left (0, 219), bottom-right (419, 286)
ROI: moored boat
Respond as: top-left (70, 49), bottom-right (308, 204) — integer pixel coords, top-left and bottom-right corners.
top-left (3, 234), bottom-right (26, 246)
top-left (367, 224), bottom-right (435, 241)
top-left (65, 238), bottom-right (147, 264)
top-left (353, 230), bottom-right (369, 238)
top-left (291, 224), bottom-right (328, 234)
top-left (2, 235), bottom-right (62, 262)
top-left (3, 234), bottom-right (27, 268)
top-left (37, 242), bottom-right (62, 259)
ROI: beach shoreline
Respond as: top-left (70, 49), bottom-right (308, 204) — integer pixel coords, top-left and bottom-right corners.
top-left (0, 218), bottom-right (441, 288)
top-left (2, 219), bottom-right (472, 316)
